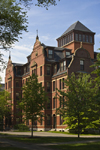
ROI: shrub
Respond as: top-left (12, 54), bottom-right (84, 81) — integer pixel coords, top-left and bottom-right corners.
top-left (14, 124), bottom-right (29, 131)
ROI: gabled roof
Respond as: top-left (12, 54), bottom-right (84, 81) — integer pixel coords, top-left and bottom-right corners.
top-left (58, 21), bottom-right (95, 39)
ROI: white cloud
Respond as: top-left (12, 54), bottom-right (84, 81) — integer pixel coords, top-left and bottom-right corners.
top-left (96, 34), bottom-right (100, 38)
top-left (41, 35), bottom-right (50, 41)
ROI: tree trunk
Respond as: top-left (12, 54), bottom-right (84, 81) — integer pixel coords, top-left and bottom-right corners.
top-left (78, 114), bottom-right (80, 138)
top-left (31, 118), bottom-right (33, 137)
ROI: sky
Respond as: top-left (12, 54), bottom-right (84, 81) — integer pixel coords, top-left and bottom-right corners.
top-left (1, 0), bottom-right (100, 83)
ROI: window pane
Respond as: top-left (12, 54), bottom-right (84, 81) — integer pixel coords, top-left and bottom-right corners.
top-left (47, 66), bottom-right (50, 75)
top-left (75, 34), bottom-right (78, 41)
top-left (86, 35), bottom-right (89, 42)
top-left (66, 52), bottom-right (70, 56)
top-left (63, 61), bottom-right (66, 70)
top-left (79, 34), bottom-right (82, 41)
top-left (61, 62), bottom-right (63, 71)
top-left (53, 98), bottom-right (55, 108)
top-left (83, 35), bottom-right (85, 42)
top-left (40, 66), bottom-right (42, 76)
top-left (80, 60), bottom-right (84, 65)
top-left (72, 33), bottom-right (73, 41)
top-left (90, 36), bottom-right (92, 43)
top-left (53, 81), bottom-right (55, 91)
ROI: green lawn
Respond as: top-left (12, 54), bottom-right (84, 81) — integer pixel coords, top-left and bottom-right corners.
top-left (0, 147), bottom-right (25, 150)
top-left (49, 142), bottom-right (100, 150)
top-left (4, 136), bottom-right (100, 144)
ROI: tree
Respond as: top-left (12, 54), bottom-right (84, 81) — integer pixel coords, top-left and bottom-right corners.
top-left (19, 73), bottom-right (48, 137)
top-left (0, 82), bottom-right (10, 130)
top-left (20, 0), bottom-right (60, 9)
top-left (57, 73), bottom-right (98, 138)
top-left (91, 51), bottom-right (100, 130)
top-left (0, 0), bottom-right (28, 50)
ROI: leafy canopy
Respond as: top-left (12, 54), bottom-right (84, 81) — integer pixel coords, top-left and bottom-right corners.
top-left (0, 0), bottom-right (28, 50)
top-left (19, 73), bottom-right (48, 136)
top-left (57, 73), bottom-right (98, 137)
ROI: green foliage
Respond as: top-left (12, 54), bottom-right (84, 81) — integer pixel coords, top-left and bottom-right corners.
top-left (91, 53), bottom-right (100, 83)
top-left (20, 0), bottom-right (60, 9)
top-left (57, 73), bottom-right (99, 137)
top-left (19, 73), bottom-right (48, 136)
top-left (14, 123), bottom-right (29, 131)
top-left (0, 84), bottom-right (10, 119)
top-left (0, 0), bottom-right (28, 50)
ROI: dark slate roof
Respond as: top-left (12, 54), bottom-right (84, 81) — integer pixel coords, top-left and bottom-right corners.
top-left (52, 69), bottom-right (67, 78)
top-left (41, 43), bottom-right (69, 51)
top-left (58, 21), bottom-right (95, 38)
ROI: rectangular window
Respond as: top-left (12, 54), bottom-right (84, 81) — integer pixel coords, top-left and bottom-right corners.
top-left (70, 34), bottom-right (71, 42)
top-left (8, 80), bottom-right (12, 88)
top-left (64, 37), bottom-right (66, 45)
top-left (66, 51), bottom-right (70, 56)
top-left (66, 37), bottom-right (67, 44)
top-left (32, 69), bottom-right (36, 75)
top-left (16, 81), bottom-right (19, 87)
top-left (62, 78), bottom-right (64, 89)
top-left (47, 115), bottom-right (51, 125)
top-left (23, 80), bottom-right (24, 85)
top-left (83, 35), bottom-right (85, 42)
top-left (53, 81), bottom-right (55, 91)
top-left (59, 79), bottom-right (61, 89)
top-left (48, 50), bottom-right (53, 59)
top-left (60, 115), bottom-right (63, 125)
top-left (54, 65), bottom-right (57, 74)
top-left (63, 61), bottom-right (66, 70)
top-left (40, 66), bottom-right (42, 76)
top-left (86, 35), bottom-right (89, 42)
top-left (80, 60), bottom-right (84, 70)
top-left (72, 33), bottom-right (73, 41)
top-left (47, 98), bottom-right (50, 109)
top-left (90, 36), bottom-right (92, 43)
top-left (79, 34), bottom-right (82, 41)
top-left (24, 67), bottom-right (26, 74)
top-left (6, 83), bottom-right (7, 89)
top-left (16, 93), bottom-right (19, 100)
top-left (53, 98), bottom-right (55, 108)
top-left (47, 82), bottom-right (50, 92)
top-left (27, 65), bottom-right (29, 72)
top-left (40, 116), bottom-right (43, 125)
top-left (75, 34), bottom-right (78, 41)
top-left (60, 96), bottom-right (61, 108)
top-left (47, 66), bottom-right (50, 75)
top-left (61, 62), bottom-right (63, 71)
top-left (68, 35), bottom-right (69, 43)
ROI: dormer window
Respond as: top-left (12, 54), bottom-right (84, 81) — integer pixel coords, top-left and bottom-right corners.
top-left (66, 51), bottom-right (70, 57)
top-left (63, 61), bottom-right (66, 70)
top-left (60, 61), bottom-right (66, 71)
top-left (61, 62), bottom-right (63, 71)
top-left (48, 50), bottom-right (53, 59)
top-left (80, 60), bottom-right (84, 70)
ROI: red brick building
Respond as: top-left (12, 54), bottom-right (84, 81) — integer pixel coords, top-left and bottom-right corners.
top-left (5, 21), bottom-right (97, 131)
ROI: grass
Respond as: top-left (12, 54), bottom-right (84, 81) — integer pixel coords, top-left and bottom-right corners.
top-left (48, 131), bottom-right (100, 135)
top-left (4, 136), bottom-right (100, 144)
top-left (49, 142), bottom-right (100, 150)
top-left (0, 147), bottom-right (25, 150)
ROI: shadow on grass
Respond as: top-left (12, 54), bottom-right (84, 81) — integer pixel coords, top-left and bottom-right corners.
top-left (3, 136), bottom-right (100, 144)
top-left (49, 142), bottom-right (100, 150)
